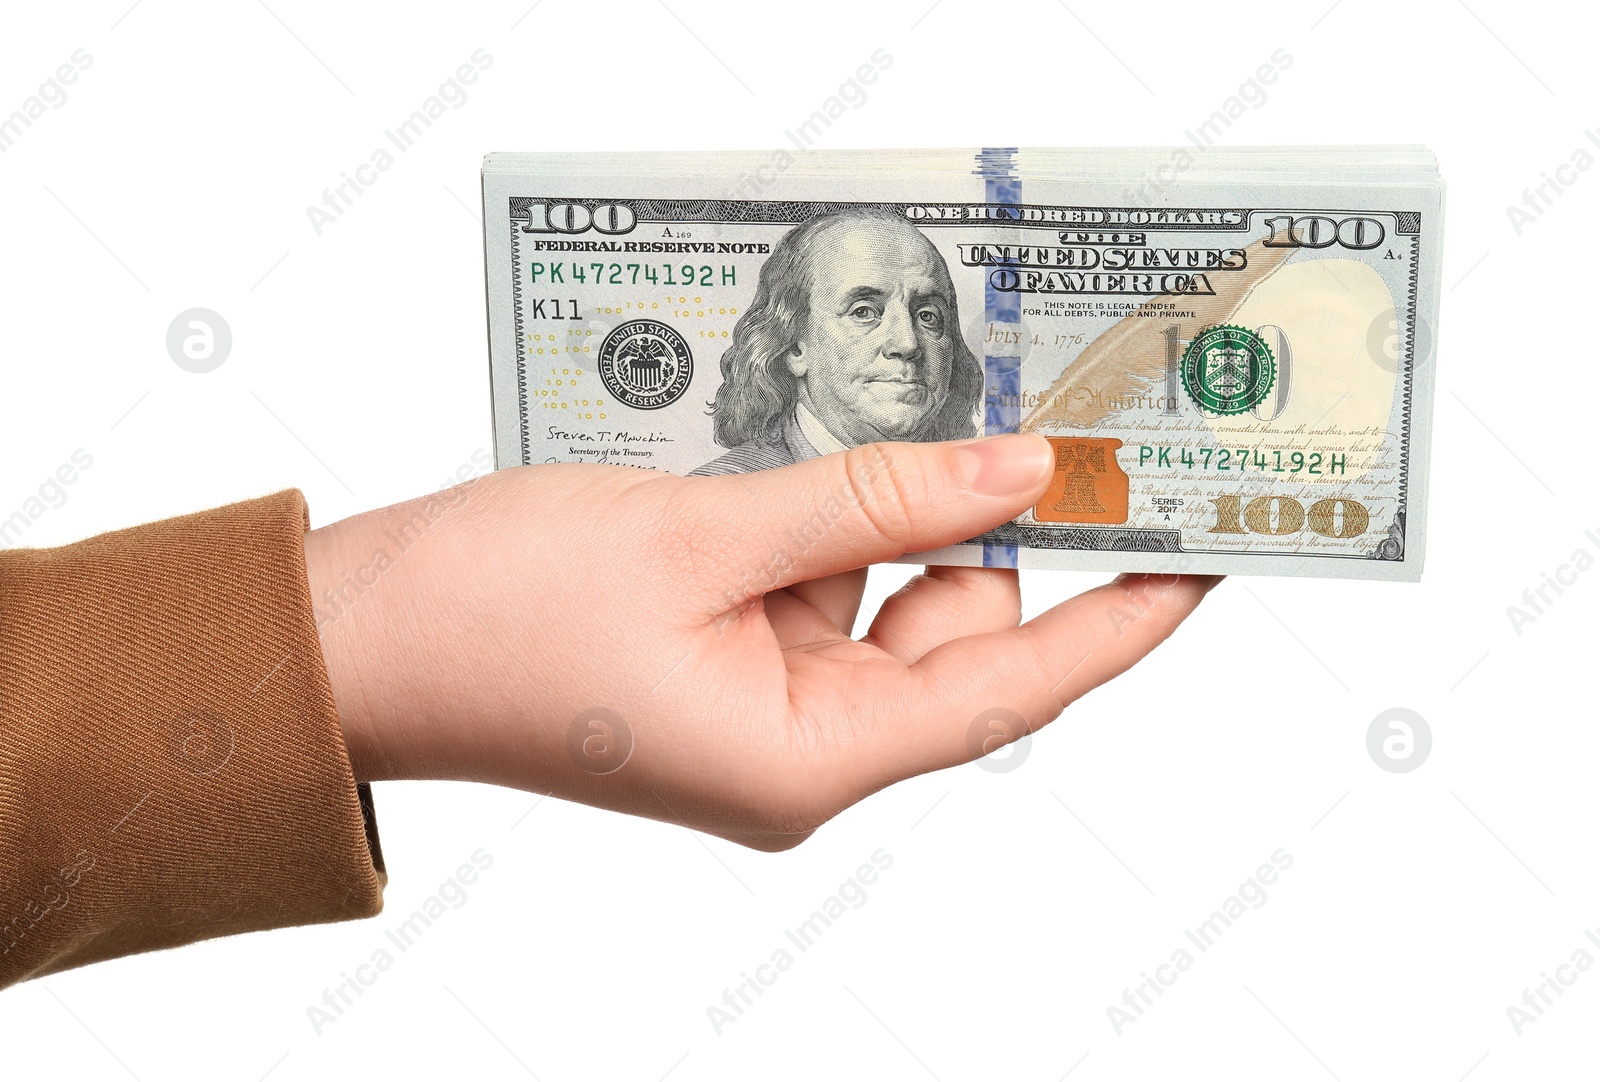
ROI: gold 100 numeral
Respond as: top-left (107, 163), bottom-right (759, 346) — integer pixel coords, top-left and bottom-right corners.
top-left (1208, 495), bottom-right (1370, 538)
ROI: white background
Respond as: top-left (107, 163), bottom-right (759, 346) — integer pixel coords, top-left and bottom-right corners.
top-left (3, 1), bottom-right (1596, 1078)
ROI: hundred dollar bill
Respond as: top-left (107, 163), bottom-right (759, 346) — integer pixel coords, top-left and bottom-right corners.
top-left (483, 148), bottom-right (1443, 581)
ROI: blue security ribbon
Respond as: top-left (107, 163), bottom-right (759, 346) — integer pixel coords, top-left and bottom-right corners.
top-left (977, 146), bottom-right (1021, 569)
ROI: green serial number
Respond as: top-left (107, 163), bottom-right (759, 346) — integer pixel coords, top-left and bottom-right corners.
top-left (1139, 445), bottom-right (1348, 475)
top-left (527, 262), bottom-right (737, 288)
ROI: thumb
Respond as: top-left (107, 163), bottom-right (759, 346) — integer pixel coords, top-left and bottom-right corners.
top-left (688, 433), bottom-right (1055, 600)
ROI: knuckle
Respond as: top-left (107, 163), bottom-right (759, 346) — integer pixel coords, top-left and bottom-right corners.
top-left (1012, 624), bottom-right (1077, 716)
top-left (842, 442), bottom-right (918, 548)
top-left (1107, 572), bottom-right (1185, 627)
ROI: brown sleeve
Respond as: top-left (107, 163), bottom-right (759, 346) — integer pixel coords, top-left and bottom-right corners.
top-left (0, 488), bottom-right (386, 990)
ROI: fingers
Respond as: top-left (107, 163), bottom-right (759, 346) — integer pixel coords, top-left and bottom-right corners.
top-left (863, 565), bottom-right (1022, 664)
top-left (678, 434), bottom-right (1054, 607)
top-left (763, 588), bottom-right (847, 649)
top-left (870, 573), bottom-right (1222, 783)
top-left (762, 569), bottom-right (870, 650)
top-left (784, 568), bottom-right (869, 635)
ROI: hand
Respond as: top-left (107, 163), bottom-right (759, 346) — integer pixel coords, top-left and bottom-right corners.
top-left (303, 434), bottom-right (1218, 850)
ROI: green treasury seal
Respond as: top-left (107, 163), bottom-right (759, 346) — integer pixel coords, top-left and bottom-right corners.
top-left (1180, 324), bottom-right (1276, 416)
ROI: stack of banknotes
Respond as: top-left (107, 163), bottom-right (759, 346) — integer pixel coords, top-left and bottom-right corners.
top-left (482, 147), bottom-right (1444, 581)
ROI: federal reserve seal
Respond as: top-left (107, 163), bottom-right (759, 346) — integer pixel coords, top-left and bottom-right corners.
top-left (1180, 324), bottom-right (1276, 416)
top-left (597, 319), bottom-right (693, 410)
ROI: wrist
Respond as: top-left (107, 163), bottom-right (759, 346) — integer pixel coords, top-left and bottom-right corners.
top-left (303, 513), bottom-right (403, 783)
top-left (299, 476), bottom-right (528, 788)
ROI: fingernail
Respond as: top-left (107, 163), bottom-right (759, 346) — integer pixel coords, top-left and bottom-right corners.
top-left (956, 434), bottom-right (1054, 496)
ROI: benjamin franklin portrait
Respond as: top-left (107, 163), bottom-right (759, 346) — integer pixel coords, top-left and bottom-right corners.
top-left (688, 207), bottom-right (983, 476)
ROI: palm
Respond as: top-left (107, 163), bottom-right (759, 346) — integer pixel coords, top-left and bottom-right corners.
top-left (683, 565), bottom-right (1031, 847)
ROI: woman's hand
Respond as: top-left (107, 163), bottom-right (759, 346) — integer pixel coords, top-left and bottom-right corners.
top-left (303, 433), bottom-right (1218, 850)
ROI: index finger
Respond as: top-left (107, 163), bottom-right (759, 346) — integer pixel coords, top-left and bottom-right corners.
top-left (867, 573), bottom-right (1223, 784)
